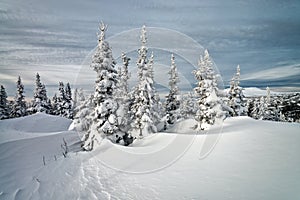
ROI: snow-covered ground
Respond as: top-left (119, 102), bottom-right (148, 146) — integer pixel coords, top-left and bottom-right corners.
top-left (0, 113), bottom-right (299, 199)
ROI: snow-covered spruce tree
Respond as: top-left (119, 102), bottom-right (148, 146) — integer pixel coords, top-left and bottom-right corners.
top-left (130, 25), bottom-right (161, 137)
top-left (82, 22), bottom-right (121, 150)
top-left (262, 87), bottom-right (280, 121)
top-left (51, 93), bottom-right (59, 115)
top-left (115, 52), bottom-right (131, 132)
top-left (64, 82), bottom-right (74, 119)
top-left (10, 76), bottom-right (27, 118)
top-left (54, 82), bottom-right (73, 119)
top-left (65, 83), bottom-right (72, 102)
top-left (257, 96), bottom-right (268, 120)
top-left (249, 97), bottom-right (260, 119)
top-left (56, 82), bottom-right (66, 116)
top-left (0, 85), bottom-right (9, 119)
top-left (57, 82), bottom-right (65, 115)
top-left (31, 73), bottom-right (51, 114)
top-left (165, 54), bottom-right (180, 124)
top-left (227, 65), bottom-right (247, 116)
top-left (193, 50), bottom-right (225, 130)
top-left (149, 52), bottom-right (164, 121)
top-left (246, 98), bottom-right (255, 117)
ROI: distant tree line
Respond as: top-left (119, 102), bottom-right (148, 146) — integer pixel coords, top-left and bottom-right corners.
top-left (0, 73), bottom-right (74, 120)
top-left (246, 90), bottom-right (300, 123)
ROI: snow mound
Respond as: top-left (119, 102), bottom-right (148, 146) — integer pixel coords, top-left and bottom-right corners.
top-left (0, 113), bottom-right (73, 143)
top-left (0, 113), bottom-right (72, 133)
top-left (0, 115), bottom-right (300, 200)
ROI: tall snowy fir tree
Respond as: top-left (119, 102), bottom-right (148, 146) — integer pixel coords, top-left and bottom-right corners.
top-left (257, 96), bottom-right (268, 120)
top-left (51, 93), bottom-right (59, 115)
top-left (249, 97), bottom-right (260, 119)
top-left (0, 85), bottom-right (9, 119)
top-left (31, 73), bottom-right (51, 114)
top-left (10, 76), bottom-right (27, 118)
top-left (193, 50), bottom-right (225, 130)
top-left (56, 82), bottom-right (66, 117)
top-left (130, 25), bottom-right (161, 137)
top-left (227, 65), bottom-right (246, 116)
top-left (64, 82), bottom-right (74, 119)
top-left (82, 22), bottom-right (120, 150)
top-left (53, 82), bottom-right (73, 119)
top-left (246, 98), bottom-right (255, 117)
top-left (57, 82), bottom-right (66, 116)
top-left (115, 52), bottom-right (131, 132)
top-left (149, 52), bottom-right (163, 121)
top-left (65, 83), bottom-right (72, 102)
top-left (165, 54), bottom-right (180, 124)
top-left (260, 87), bottom-right (280, 121)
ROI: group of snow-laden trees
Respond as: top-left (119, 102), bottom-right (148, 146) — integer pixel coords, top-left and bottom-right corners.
top-left (52, 82), bottom-right (74, 119)
top-left (75, 23), bottom-right (227, 150)
top-left (243, 87), bottom-right (299, 122)
top-left (2, 22), bottom-right (297, 150)
top-left (226, 66), bottom-right (299, 122)
top-left (0, 74), bottom-right (75, 120)
top-left (79, 24), bottom-right (161, 150)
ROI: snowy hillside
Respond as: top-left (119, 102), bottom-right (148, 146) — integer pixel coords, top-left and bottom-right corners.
top-left (0, 113), bottom-right (73, 143)
top-left (0, 113), bottom-right (299, 199)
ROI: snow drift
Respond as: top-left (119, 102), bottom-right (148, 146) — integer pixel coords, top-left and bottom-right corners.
top-left (0, 114), bottom-right (299, 199)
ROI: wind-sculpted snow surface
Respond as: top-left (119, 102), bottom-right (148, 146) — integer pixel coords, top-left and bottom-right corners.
top-left (0, 114), bottom-right (300, 199)
top-left (0, 113), bottom-right (73, 143)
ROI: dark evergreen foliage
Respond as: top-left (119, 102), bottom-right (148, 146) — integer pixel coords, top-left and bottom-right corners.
top-left (31, 73), bottom-right (51, 114)
top-left (10, 76), bottom-right (27, 118)
top-left (0, 85), bottom-right (9, 119)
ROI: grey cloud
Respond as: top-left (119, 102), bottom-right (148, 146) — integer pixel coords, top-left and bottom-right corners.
top-left (1, 0), bottom-right (300, 96)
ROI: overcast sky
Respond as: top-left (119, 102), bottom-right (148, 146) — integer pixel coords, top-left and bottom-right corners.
top-left (1, 0), bottom-right (300, 96)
